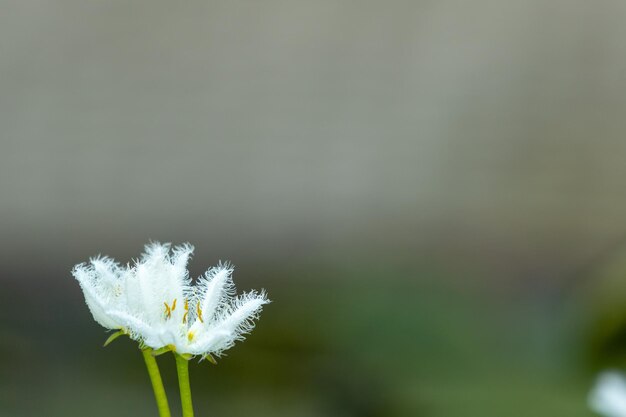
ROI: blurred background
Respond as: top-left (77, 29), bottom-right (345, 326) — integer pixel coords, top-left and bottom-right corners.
top-left (3, 1), bottom-right (626, 416)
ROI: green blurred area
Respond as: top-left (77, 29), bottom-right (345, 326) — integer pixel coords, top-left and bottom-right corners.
top-left (0, 257), bottom-right (610, 416)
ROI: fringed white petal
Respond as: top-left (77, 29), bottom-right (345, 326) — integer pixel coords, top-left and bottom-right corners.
top-left (171, 243), bottom-right (194, 275)
top-left (72, 263), bottom-right (121, 329)
top-left (190, 290), bottom-right (269, 356)
top-left (90, 256), bottom-right (122, 288)
top-left (133, 242), bottom-right (189, 322)
top-left (107, 310), bottom-right (166, 348)
top-left (190, 263), bottom-right (234, 328)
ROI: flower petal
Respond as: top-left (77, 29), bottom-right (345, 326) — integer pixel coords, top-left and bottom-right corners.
top-left (190, 290), bottom-right (269, 356)
top-left (72, 264), bottom-right (120, 329)
top-left (192, 263), bottom-right (235, 327)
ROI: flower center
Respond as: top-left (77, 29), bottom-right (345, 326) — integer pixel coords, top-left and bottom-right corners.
top-left (163, 298), bottom-right (203, 324)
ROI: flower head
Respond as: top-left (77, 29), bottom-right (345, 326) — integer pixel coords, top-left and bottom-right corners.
top-left (72, 242), bottom-right (270, 358)
top-left (589, 371), bottom-right (626, 417)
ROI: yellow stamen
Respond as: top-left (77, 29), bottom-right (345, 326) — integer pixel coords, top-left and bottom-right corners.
top-left (196, 302), bottom-right (204, 323)
top-left (164, 299), bottom-right (178, 319)
top-left (187, 331), bottom-right (195, 342)
top-left (182, 299), bottom-right (190, 323)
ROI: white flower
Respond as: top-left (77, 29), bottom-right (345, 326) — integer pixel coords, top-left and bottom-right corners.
top-left (72, 242), bottom-right (270, 358)
top-left (589, 371), bottom-right (626, 417)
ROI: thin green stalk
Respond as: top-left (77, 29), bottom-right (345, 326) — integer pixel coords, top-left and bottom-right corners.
top-left (174, 353), bottom-right (194, 417)
top-left (142, 348), bottom-right (172, 417)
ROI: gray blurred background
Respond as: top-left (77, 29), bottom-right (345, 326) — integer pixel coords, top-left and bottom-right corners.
top-left (3, 1), bottom-right (626, 416)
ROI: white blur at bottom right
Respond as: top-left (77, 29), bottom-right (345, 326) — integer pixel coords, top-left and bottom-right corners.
top-left (590, 372), bottom-right (626, 417)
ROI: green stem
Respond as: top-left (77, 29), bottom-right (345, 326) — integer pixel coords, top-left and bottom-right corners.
top-left (174, 353), bottom-right (194, 417)
top-left (142, 349), bottom-right (172, 417)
